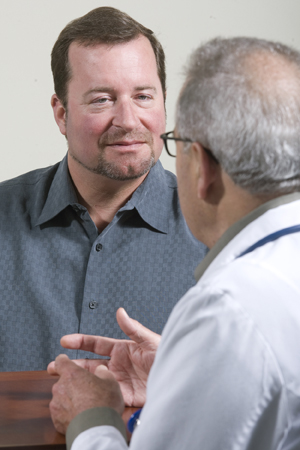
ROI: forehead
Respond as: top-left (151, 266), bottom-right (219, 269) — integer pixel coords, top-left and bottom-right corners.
top-left (67, 37), bottom-right (161, 91)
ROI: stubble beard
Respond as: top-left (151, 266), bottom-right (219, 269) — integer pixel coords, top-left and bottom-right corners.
top-left (96, 128), bottom-right (156, 180)
top-left (69, 129), bottom-right (156, 181)
top-left (93, 151), bottom-right (155, 181)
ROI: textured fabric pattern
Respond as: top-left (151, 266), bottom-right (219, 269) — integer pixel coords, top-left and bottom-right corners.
top-left (0, 155), bottom-right (207, 371)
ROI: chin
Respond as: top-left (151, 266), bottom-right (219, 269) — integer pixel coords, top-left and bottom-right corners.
top-left (95, 156), bottom-right (156, 181)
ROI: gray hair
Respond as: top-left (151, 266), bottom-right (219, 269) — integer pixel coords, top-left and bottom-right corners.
top-left (176, 37), bottom-right (300, 195)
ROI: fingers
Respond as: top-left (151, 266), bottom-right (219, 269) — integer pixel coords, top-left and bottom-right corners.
top-left (60, 334), bottom-right (83, 349)
top-left (52, 354), bottom-right (79, 376)
top-left (73, 358), bottom-right (110, 372)
top-left (47, 358), bottom-right (109, 376)
top-left (60, 309), bottom-right (156, 353)
top-left (60, 333), bottom-right (121, 357)
top-left (53, 354), bottom-right (70, 374)
top-left (47, 355), bottom-right (76, 376)
top-left (116, 308), bottom-right (161, 345)
top-left (94, 365), bottom-right (116, 381)
top-left (58, 309), bottom-right (160, 361)
top-left (47, 360), bottom-right (57, 375)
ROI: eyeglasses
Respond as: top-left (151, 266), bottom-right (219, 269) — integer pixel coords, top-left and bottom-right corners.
top-left (160, 131), bottom-right (192, 157)
top-left (160, 131), bottom-right (219, 163)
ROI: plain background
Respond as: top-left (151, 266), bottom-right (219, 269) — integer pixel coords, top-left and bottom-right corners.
top-left (1, 0), bottom-right (300, 181)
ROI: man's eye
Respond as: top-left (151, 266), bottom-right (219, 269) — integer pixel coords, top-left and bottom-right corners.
top-left (93, 97), bottom-right (109, 104)
top-left (137, 95), bottom-right (151, 101)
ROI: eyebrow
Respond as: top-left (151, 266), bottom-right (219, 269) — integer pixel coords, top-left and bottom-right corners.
top-left (84, 85), bottom-right (157, 98)
top-left (84, 87), bottom-right (114, 98)
top-left (134, 86), bottom-right (157, 93)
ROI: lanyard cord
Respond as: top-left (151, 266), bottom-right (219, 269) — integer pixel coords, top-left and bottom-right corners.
top-left (237, 224), bottom-right (300, 258)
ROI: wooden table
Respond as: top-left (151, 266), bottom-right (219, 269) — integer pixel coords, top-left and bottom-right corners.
top-left (0, 371), bottom-right (137, 449)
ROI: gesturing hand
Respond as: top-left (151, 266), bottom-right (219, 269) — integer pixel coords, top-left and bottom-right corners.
top-left (49, 354), bottom-right (124, 435)
top-left (48, 308), bottom-right (161, 407)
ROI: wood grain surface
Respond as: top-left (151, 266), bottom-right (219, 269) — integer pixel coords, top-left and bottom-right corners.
top-left (0, 371), bottom-right (137, 449)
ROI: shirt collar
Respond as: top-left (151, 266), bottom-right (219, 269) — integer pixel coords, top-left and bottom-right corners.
top-left (34, 155), bottom-right (78, 227)
top-left (34, 157), bottom-right (171, 234)
top-left (194, 192), bottom-right (300, 282)
top-left (117, 160), bottom-right (172, 234)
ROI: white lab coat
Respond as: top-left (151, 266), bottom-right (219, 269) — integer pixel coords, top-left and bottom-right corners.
top-left (71, 197), bottom-right (300, 450)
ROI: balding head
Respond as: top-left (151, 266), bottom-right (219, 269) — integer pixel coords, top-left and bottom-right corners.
top-left (240, 48), bottom-right (300, 111)
top-left (176, 37), bottom-right (300, 196)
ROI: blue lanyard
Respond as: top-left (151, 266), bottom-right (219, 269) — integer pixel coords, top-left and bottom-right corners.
top-left (237, 224), bottom-right (300, 258)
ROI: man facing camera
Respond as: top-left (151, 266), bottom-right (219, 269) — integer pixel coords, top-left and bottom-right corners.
top-left (50, 36), bottom-right (300, 450)
top-left (0, 7), bottom-right (207, 371)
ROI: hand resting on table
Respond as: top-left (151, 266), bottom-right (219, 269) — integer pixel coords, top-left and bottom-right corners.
top-left (48, 308), bottom-right (161, 407)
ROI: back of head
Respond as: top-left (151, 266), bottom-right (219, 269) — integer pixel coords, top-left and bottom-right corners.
top-left (51, 6), bottom-right (166, 107)
top-left (177, 37), bottom-right (300, 195)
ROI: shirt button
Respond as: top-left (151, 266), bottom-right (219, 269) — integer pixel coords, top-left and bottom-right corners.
top-left (89, 301), bottom-right (98, 309)
top-left (95, 243), bottom-right (103, 252)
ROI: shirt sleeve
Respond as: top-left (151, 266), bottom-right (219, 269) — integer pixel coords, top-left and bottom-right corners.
top-left (66, 407), bottom-right (127, 450)
top-left (127, 283), bottom-right (284, 450)
top-left (71, 426), bottom-right (128, 450)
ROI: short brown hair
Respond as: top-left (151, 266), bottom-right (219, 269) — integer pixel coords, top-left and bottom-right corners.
top-left (51, 6), bottom-right (166, 107)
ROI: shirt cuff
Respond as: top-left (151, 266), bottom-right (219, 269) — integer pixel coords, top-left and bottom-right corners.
top-left (66, 407), bottom-right (127, 450)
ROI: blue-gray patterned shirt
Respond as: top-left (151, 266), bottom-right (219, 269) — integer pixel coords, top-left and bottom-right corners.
top-left (0, 155), bottom-right (207, 371)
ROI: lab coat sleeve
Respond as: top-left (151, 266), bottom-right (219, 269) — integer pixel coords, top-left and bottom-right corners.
top-left (71, 426), bottom-right (128, 450)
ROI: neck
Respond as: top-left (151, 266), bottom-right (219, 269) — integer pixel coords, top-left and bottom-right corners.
top-left (198, 172), bottom-right (280, 249)
top-left (68, 155), bottom-right (148, 232)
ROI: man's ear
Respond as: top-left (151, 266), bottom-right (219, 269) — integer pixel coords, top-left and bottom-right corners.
top-left (51, 94), bottom-right (67, 136)
top-left (191, 142), bottom-right (218, 200)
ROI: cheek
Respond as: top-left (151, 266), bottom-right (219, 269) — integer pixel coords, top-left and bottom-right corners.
top-left (157, 109), bottom-right (166, 135)
top-left (67, 114), bottom-right (106, 141)
top-left (149, 111), bottom-right (166, 156)
top-left (141, 101), bottom-right (165, 131)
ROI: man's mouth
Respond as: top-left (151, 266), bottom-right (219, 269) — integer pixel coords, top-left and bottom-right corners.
top-left (108, 140), bottom-right (146, 148)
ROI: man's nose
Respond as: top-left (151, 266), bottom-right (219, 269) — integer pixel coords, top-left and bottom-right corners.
top-left (112, 99), bottom-right (140, 131)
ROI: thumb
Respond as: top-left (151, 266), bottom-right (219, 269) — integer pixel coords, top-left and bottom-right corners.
top-left (94, 365), bottom-right (116, 381)
top-left (47, 360), bottom-right (57, 375)
top-left (116, 307), bottom-right (160, 345)
top-left (54, 354), bottom-right (76, 375)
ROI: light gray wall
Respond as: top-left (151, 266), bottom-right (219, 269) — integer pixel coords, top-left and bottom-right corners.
top-left (1, 0), bottom-right (300, 181)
